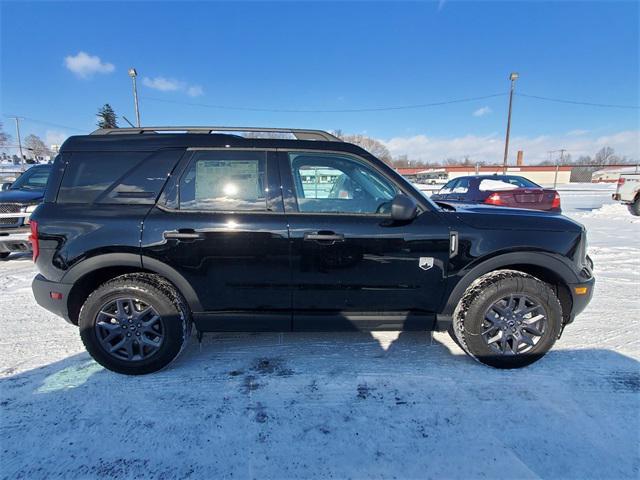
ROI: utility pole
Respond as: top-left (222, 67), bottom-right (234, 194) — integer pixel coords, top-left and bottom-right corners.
top-left (8, 116), bottom-right (24, 169)
top-left (502, 72), bottom-right (519, 173)
top-left (128, 68), bottom-right (141, 127)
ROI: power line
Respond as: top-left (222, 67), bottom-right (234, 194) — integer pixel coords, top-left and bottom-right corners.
top-left (141, 93), bottom-right (508, 113)
top-left (517, 93), bottom-right (639, 110)
top-left (142, 91), bottom-right (639, 113)
top-left (3, 114), bottom-right (86, 132)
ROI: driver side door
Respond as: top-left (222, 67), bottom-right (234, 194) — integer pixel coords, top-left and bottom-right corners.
top-left (280, 150), bottom-right (450, 331)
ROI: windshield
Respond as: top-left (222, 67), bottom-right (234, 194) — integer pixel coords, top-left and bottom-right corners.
top-left (10, 167), bottom-right (51, 191)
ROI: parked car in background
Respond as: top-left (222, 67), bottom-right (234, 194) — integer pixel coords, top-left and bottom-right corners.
top-left (612, 173), bottom-right (640, 216)
top-left (0, 164), bottom-right (52, 259)
top-left (431, 175), bottom-right (561, 212)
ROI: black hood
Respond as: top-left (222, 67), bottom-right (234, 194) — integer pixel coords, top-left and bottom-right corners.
top-left (0, 189), bottom-right (44, 204)
top-left (442, 203), bottom-right (584, 232)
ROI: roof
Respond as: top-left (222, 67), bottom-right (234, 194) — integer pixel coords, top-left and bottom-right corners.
top-left (61, 132), bottom-right (359, 154)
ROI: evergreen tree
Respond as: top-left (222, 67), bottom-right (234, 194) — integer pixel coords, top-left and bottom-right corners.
top-left (96, 104), bottom-right (118, 129)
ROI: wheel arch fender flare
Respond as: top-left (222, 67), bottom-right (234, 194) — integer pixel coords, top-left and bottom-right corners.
top-left (61, 252), bottom-right (203, 313)
top-left (440, 251), bottom-right (579, 319)
top-left (140, 256), bottom-right (203, 312)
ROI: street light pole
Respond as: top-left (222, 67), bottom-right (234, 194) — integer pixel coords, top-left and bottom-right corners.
top-left (502, 72), bottom-right (519, 173)
top-left (128, 68), bottom-right (141, 127)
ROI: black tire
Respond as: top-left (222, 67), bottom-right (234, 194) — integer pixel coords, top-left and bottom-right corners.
top-left (0, 252), bottom-right (9, 259)
top-left (78, 273), bottom-right (191, 375)
top-left (452, 270), bottom-right (562, 369)
top-left (627, 196), bottom-right (640, 216)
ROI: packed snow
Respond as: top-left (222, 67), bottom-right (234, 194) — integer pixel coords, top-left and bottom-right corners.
top-left (1, 195), bottom-right (638, 479)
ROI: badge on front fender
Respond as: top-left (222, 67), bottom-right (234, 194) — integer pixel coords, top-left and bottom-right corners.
top-left (419, 257), bottom-right (434, 271)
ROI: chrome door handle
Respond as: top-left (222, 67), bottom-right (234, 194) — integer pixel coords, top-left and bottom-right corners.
top-left (164, 230), bottom-right (205, 240)
top-left (304, 232), bottom-right (345, 243)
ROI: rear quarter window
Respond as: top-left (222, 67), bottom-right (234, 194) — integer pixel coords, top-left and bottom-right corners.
top-left (57, 150), bottom-right (183, 204)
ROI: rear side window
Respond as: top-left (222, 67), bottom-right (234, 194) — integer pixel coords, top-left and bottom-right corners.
top-left (57, 150), bottom-right (182, 204)
top-left (178, 150), bottom-right (267, 211)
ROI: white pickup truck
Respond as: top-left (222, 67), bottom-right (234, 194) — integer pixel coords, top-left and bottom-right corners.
top-left (612, 173), bottom-right (640, 216)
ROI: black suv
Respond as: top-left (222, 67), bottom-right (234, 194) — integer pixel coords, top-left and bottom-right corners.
top-left (30, 127), bottom-right (594, 375)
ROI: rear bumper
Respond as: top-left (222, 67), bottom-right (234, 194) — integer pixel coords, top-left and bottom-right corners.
top-left (0, 227), bottom-right (31, 253)
top-left (32, 274), bottom-right (74, 324)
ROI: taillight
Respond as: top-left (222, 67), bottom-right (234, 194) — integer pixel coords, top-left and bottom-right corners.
top-left (29, 220), bottom-right (39, 262)
top-left (617, 177), bottom-right (626, 186)
top-left (551, 192), bottom-right (561, 210)
top-left (484, 193), bottom-right (505, 205)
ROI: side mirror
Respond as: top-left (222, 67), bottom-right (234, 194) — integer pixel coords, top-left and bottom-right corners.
top-left (391, 194), bottom-right (418, 222)
top-left (1, 183), bottom-right (12, 191)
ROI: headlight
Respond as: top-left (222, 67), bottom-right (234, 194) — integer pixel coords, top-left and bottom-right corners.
top-left (24, 204), bottom-right (38, 224)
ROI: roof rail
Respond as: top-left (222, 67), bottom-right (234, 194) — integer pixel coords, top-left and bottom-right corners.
top-left (90, 126), bottom-right (342, 142)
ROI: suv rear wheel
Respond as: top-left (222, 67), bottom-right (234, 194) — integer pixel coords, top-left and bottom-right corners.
top-left (451, 270), bottom-right (562, 369)
top-left (79, 273), bottom-right (191, 375)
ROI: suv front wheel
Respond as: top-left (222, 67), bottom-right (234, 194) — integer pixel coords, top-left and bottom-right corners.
top-left (79, 273), bottom-right (191, 375)
top-left (451, 270), bottom-right (562, 369)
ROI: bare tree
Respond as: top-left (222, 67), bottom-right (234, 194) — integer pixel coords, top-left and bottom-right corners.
top-left (333, 132), bottom-right (393, 165)
top-left (24, 134), bottom-right (50, 160)
top-left (0, 122), bottom-right (10, 147)
top-left (594, 146), bottom-right (618, 165)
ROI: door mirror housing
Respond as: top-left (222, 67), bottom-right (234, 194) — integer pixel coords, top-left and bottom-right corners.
top-left (391, 194), bottom-right (418, 222)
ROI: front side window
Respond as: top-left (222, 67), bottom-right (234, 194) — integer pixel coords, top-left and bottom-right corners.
top-left (179, 150), bottom-right (267, 211)
top-left (289, 152), bottom-right (397, 214)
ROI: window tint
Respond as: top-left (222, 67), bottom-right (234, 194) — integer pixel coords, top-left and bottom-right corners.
top-left (58, 152), bottom-right (147, 204)
top-left (179, 151), bottom-right (267, 211)
top-left (289, 152), bottom-right (397, 214)
top-left (11, 167), bottom-right (51, 191)
top-left (57, 151), bottom-right (181, 205)
top-left (99, 150), bottom-right (183, 205)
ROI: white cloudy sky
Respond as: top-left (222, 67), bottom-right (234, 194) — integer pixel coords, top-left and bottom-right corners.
top-left (381, 129), bottom-right (640, 164)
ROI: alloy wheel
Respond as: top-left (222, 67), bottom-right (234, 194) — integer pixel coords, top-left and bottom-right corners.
top-left (94, 298), bottom-right (164, 361)
top-left (481, 294), bottom-right (548, 355)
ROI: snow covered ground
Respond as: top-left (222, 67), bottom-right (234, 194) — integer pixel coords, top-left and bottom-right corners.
top-left (1, 196), bottom-right (638, 479)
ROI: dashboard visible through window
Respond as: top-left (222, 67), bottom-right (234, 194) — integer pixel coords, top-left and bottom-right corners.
top-left (288, 152), bottom-right (397, 214)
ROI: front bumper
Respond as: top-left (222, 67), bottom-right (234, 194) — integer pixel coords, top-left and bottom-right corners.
top-left (0, 227), bottom-right (31, 253)
top-left (566, 276), bottom-right (595, 323)
top-left (32, 274), bottom-right (74, 324)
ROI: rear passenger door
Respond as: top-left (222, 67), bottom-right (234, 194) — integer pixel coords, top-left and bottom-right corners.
top-left (141, 149), bottom-right (291, 331)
